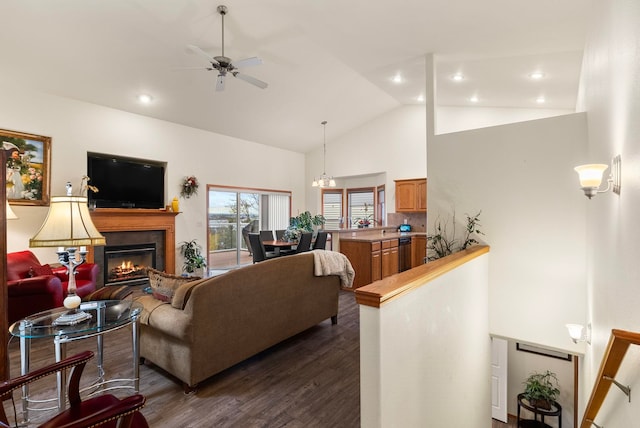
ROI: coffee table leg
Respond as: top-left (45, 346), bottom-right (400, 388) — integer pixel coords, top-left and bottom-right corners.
top-left (96, 303), bottom-right (105, 385)
top-left (19, 330), bottom-right (30, 423)
top-left (55, 336), bottom-right (67, 411)
top-left (132, 317), bottom-right (140, 393)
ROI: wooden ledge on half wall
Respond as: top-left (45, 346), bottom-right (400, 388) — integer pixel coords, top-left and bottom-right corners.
top-left (354, 245), bottom-right (490, 308)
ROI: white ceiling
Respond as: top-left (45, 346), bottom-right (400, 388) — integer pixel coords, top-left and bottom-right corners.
top-left (0, 0), bottom-right (591, 153)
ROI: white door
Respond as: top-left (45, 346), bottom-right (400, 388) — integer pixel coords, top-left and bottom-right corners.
top-left (491, 337), bottom-right (508, 422)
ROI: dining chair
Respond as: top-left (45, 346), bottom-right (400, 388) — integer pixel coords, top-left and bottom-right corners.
top-left (282, 232), bottom-right (313, 256)
top-left (275, 229), bottom-right (286, 241)
top-left (248, 233), bottom-right (277, 263)
top-left (312, 231), bottom-right (328, 250)
top-left (0, 350), bottom-right (148, 428)
top-left (260, 230), bottom-right (275, 251)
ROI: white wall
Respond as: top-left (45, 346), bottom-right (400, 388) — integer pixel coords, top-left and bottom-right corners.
top-left (427, 113), bottom-right (588, 355)
top-left (577, 1), bottom-right (640, 426)
top-left (1, 83), bottom-right (306, 270)
top-left (437, 106), bottom-right (574, 135)
top-left (305, 105), bottom-right (427, 215)
top-left (360, 253), bottom-right (490, 427)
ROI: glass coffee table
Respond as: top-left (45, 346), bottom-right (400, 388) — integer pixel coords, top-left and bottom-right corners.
top-left (9, 299), bottom-right (142, 423)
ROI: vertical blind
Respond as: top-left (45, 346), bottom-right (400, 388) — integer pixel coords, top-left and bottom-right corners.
top-left (322, 192), bottom-right (343, 230)
top-left (267, 194), bottom-right (290, 230)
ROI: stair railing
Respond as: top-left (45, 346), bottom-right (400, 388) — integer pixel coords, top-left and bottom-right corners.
top-left (581, 329), bottom-right (640, 428)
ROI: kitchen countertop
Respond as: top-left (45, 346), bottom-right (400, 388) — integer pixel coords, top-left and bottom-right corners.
top-left (339, 231), bottom-right (426, 243)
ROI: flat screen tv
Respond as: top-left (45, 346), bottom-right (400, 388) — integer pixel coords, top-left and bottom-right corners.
top-left (87, 153), bottom-right (166, 209)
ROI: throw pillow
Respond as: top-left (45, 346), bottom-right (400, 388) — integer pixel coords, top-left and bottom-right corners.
top-left (30, 264), bottom-right (54, 277)
top-left (146, 268), bottom-right (199, 304)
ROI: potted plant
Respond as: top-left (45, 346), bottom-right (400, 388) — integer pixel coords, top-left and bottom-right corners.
top-left (179, 239), bottom-right (206, 275)
top-left (283, 211), bottom-right (325, 242)
top-left (522, 370), bottom-right (560, 410)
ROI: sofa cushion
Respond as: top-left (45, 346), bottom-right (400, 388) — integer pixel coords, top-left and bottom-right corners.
top-left (146, 268), bottom-right (200, 304)
top-left (30, 264), bottom-right (54, 277)
top-left (84, 285), bottom-right (133, 302)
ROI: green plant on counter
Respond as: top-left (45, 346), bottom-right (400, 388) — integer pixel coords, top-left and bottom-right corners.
top-left (427, 210), bottom-right (483, 261)
top-left (283, 211), bottom-right (325, 242)
top-left (179, 239), bottom-right (206, 274)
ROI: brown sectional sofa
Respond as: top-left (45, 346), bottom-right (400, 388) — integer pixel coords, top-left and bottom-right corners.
top-left (135, 252), bottom-right (342, 391)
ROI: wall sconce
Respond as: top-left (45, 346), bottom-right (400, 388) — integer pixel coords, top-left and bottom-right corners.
top-left (566, 323), bottom-right (591, 344)
top-left (574, 155), bottom-right (621, 199)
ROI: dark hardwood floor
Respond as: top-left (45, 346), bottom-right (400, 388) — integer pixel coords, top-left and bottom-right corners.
top-left (4, 291), bottom-right (360, 427)
top-left (492, 415), bottom-right (518, 427)
top-left (5, 290), bottom-right (514, 427)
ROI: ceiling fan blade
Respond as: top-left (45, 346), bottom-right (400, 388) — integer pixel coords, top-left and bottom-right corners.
top-left (233, 57), bottom-right (263, 69)
top-left (216, 74), bottom-right (226, 92)
top-left (171, 66), bottom-right (211, 71)
top-left (187, 44), bottom-right (216, 63)
top-left (233, 72), bottom-right (268, 89)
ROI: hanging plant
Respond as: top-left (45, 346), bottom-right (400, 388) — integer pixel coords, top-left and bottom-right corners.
top-left (180, 176), bottom-right (199, 199)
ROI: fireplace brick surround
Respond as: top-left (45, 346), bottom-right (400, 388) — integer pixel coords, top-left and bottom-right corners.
top-left (87, 209), bottom-right (179, 287)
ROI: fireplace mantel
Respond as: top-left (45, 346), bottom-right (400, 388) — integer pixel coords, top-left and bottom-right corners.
top-left (88, 209), bottom-right (179, 274)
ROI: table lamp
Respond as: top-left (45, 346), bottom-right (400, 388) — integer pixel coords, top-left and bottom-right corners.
top-left (29, 182), bottom-right (105, 325)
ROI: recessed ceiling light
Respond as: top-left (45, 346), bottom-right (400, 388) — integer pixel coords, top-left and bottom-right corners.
top-left (416, 94), bottom-right (425, 103)
top-left (529, 71), bottom-right (545, 80)
top-left (536, 96), bottom-right (546, 104)
top-left (137, 94), bottom-right (153, 104)
top-left (469, 95), bottom-right (479, 103)
top-left (391, 73), bottom-right (403, 84)
top-left (452, 73), bottom-right (464, 81)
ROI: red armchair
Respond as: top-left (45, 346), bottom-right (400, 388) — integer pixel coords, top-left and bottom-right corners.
top-left (6, 250), bottom-right (98, 325)
top-left (0, 350), bottom-right (148, 428)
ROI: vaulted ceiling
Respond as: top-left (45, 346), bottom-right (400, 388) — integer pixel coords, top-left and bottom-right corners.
top-left (0, 0), bottom-right (591, 152)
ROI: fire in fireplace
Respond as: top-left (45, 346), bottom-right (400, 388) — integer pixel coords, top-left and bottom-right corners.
top-left (104, 243), bottom-right (156, 286)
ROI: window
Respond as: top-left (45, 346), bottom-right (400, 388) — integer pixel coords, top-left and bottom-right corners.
top-left (207, 186), bottom-right (291, 269)
top-left (377, 185), bottom-right (385, 227)
top-left (322, 190), bottom-right (343, 230)
top-left (348, 188), bottom-right (375, 228)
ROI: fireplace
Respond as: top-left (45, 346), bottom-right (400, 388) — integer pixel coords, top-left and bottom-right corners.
top-left (93, 230), bottom-right (166, 288)
top-left (104, 243), bottom-right (156, 286)
top-left (88, 209), bottom-right (179, 288)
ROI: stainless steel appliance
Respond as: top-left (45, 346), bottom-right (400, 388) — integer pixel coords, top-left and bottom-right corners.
top-left (398, 237), bottom-right (412, 272)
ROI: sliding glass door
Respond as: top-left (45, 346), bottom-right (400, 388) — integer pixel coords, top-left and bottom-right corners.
top-left (207, 186), bottom-right (291, 270)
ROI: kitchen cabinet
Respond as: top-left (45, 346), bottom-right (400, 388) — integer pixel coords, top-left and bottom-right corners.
top-left (381, 239), bottom-right (399, 278)
top-left (395, 178), bottom-right (427, 212)
top-left (340, 240), bottom-right (379, 288)
top-left (340, 238), bottom-right (398, 288)
top-left (411, 235), bottom-right (427, 267)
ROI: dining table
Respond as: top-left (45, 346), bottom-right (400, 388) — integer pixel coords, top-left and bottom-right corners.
top-left (262, 240), bottom-right (296, 255)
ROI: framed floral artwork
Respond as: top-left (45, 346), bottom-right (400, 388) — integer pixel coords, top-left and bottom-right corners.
top-left (2, 129), bottom-right (51, 206)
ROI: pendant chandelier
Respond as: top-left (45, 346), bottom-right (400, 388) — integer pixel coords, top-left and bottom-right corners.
top-left (312, 120), bottom-right (336, 188)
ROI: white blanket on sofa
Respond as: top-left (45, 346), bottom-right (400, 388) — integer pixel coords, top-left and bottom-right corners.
top-left (312, 250), bottom-right (355, 288)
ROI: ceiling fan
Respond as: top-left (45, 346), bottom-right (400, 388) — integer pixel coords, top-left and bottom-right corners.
top-left (187, 5), bottom-right (268, 91)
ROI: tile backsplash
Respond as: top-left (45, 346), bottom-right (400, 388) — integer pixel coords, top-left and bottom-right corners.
top-left (387, 212), bottom-right (427, 232)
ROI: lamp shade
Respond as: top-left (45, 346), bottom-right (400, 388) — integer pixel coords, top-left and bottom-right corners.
top-left (574, 164), bottom-right (608, 188)
top-left (6, 200), bottom-right (17, 220)
top-left (29, 196), bottom-right (105, 247)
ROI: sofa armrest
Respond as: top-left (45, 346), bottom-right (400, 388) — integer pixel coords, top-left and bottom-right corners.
top-left (53, 263), bottom-right (99, 283)
top-left (8, 275), bottom-right (63, 299)
top-left (136, 295), bottom-right (193, 342)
